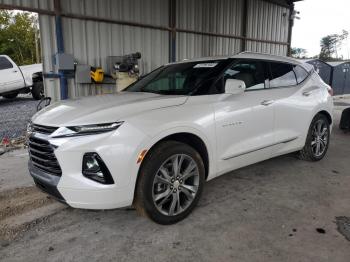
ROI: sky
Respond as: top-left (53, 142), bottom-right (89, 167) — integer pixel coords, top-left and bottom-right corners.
top-left (292, 0), bottom-right (350, 59)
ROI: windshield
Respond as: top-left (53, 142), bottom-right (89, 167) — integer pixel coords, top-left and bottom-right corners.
top-left (124, 59), bottom-right (232, 95)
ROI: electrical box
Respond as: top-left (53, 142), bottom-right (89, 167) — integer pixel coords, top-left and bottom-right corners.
top-left (55, 53), bottom-right (74, 71)
top-left (75, 64), bottom-right (91, 84)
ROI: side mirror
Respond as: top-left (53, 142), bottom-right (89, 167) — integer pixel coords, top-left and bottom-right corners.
top-left (224, 79), bottom-right (246, 95)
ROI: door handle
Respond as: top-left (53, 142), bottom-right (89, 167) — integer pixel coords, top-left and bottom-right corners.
top-left (13, 70), bottom-right (18, 73)
top-left (302, 91), bottom-right (312, 97)
top-left (261, 100), bottom-right (274, 106)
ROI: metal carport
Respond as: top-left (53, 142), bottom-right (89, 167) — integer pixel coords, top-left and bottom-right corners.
top-left (0, 0), bottom-right (301, 101)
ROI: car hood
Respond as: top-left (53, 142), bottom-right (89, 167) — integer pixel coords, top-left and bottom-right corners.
top-left (32, 92), bottom-right (188, 126)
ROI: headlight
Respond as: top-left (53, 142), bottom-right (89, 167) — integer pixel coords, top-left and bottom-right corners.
top-left (50, 122), bottom-right (123, 138)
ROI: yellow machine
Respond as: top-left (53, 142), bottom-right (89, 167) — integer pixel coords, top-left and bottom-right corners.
top-left (90, 67), bottom-right (104, 83)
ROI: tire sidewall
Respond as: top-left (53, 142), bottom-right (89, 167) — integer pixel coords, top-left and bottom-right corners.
top-left (305, 114), bottom-right (330, 161)
top-left (140, 142), bottom-right (205, 224)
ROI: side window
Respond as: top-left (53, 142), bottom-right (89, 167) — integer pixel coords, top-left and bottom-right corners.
top-left (223, 60), bottom-right (267, 90)
top-left (293, 65), bottom-right (309, 84)
top-left (269, 62), bottom-right (297, 88)
top-left (0, 57), bottom-right (13, 70)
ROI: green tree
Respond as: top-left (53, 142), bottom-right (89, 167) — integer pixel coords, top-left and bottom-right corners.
top-left (319, 30), bottom-right (348, 61)
top-left (0, 10), bottom-right (40, 65)
top-left (291, 47), bottom-right (307, 59)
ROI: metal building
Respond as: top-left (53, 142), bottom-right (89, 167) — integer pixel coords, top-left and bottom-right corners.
top-left (303, 59), bottom-right (333, 86)
top-left (328, 61), bottom-right (350, 96)
top-left (0, 0), bottom-right (300, 101)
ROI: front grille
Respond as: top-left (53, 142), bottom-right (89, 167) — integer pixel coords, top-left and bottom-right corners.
top-left (32, 124), bottom-right (58, 135)
top-left (28, 136), bottom-right (62, 176)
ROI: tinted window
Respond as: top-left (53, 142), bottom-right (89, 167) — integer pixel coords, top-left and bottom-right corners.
top-left (125, 59), bottom-right (231, 95)
top-left (293, 65), bottom-right (309, 84)
top-left (140, 72), bottom-right (186, 93)
top-left (223, 60), bottom-right (267, 90)
top-left (0, 57), bottom-right (13, 70)
top-left (269, 62), bottom-right (297, 88)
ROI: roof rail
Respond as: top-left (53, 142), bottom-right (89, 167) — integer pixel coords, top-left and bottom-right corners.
top-left (238, 51), bottom-right (288, 58)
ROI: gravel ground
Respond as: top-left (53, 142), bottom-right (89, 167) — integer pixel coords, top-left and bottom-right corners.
top-left (0, 95), bottom-right (37, 140)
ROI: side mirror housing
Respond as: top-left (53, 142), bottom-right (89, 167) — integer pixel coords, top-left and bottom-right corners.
top-left (224, 79), bottom-right (246, 95)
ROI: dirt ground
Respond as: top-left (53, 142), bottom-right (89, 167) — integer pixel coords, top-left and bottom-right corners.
top-left (0, 98), bottom-right (349, 262)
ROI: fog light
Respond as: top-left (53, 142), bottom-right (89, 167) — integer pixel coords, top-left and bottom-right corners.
top-left (82, 153), bottom-right (114, 184)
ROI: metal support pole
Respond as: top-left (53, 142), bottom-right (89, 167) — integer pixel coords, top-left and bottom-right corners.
top-left (169, 0), bottom-right (176, 62)
top-left (54, 0), bottom-right (68, 100)
top-left (287, 3), bottom-right (295, 57)
top-left (241, 0), bottom-right (248, 52)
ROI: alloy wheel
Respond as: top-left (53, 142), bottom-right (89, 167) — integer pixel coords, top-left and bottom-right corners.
top-left (311, 119), bottom-right (329, 157)
top-left (152, 154), bottom-right (200, 216)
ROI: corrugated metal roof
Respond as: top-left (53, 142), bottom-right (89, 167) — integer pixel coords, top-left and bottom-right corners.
top-left (0, 0), bottom-right (54, 10)
top-left (61, 0), bottom-right (169, 26)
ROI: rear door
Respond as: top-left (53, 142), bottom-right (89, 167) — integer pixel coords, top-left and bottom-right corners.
top-left (214, 59), bottom-right (276, 175)
top-left (266, 62), bottom-right (316, 156)
top-left (0, 56), bottom-right (24, 93)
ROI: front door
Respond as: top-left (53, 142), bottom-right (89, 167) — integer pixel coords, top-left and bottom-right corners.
top-left (214, 59), bottom-right (275, 176)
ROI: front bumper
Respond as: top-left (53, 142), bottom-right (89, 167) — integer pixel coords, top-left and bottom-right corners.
top-left (28, 161), bottom-right (66, 203)
top-left (27, 123), bottom-right (149, 209)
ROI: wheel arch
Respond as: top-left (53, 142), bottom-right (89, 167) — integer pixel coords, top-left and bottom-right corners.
top-left (132, 130), bottom-right (211, 207)
top-left (317, 110), bottom-right (332, 125)
top-left (32, 71), bottom-right (43, 82)
top-left (154, 132), bottom-right (209, 180)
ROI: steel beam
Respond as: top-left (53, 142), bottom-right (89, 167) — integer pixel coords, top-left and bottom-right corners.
top-left (286, 3), bottom-right (295, 56)
top-left (169, 0), bottom-right (177, 62)
top-left (241, 0), bottom-right (249, 52)
top-left (54, 0), bottom-right (68, 100)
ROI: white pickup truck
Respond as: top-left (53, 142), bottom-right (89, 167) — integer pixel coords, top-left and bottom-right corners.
top-left (0, 55), bottom-right (44, 100)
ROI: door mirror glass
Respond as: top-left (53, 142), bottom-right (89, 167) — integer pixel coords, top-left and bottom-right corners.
top-left (224, 79), bottom-right (246, 95)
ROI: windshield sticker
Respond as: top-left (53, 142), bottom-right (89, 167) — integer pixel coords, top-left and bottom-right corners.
top-left (193, 63), bottom-right (218, 68)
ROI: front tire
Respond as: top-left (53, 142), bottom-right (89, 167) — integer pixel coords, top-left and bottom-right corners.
top-left (299, 114), bottom-right (330, 161)
top-left (134, 141), bottom-right (205, 224)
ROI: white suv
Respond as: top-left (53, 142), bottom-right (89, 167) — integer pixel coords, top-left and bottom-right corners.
top-left (27, 52), bottom-right (333, 224)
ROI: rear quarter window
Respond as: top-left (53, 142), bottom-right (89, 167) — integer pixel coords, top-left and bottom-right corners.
top-left (269, 62), bottom-right (297, 88)
top-left (0, 57), bottom-right (13, 70)
top-left (293, 65), bottom-right (309, 84)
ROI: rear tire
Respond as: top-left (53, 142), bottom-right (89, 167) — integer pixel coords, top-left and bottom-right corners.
top-left (2, 92), bottom-right (18, 99)
top-left (31, 81), bottom-right (44, 100)
top-left (299, 114), bottom-right (330, 161)
top-left (134, 141), bottom-right (205, 224)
